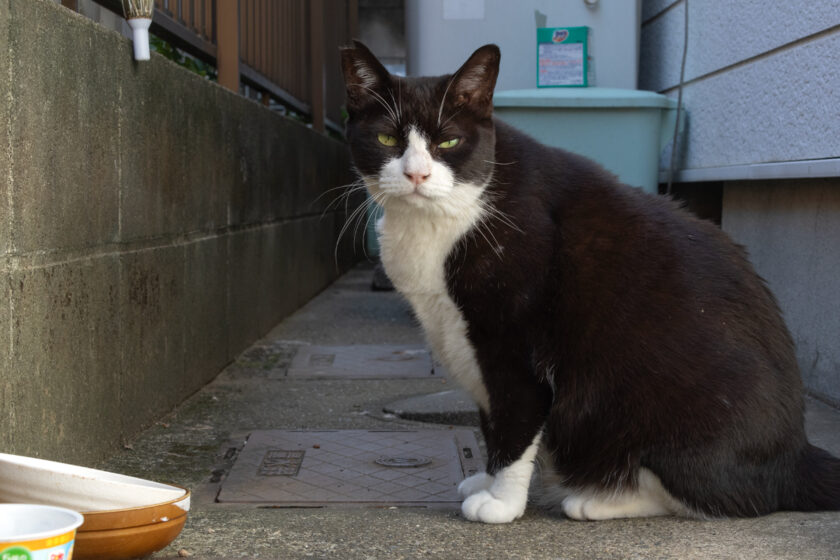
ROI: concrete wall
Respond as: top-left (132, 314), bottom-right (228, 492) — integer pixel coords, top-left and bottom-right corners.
top-left (640, 1), bottom-right (840, 404)
top-left (722, 180), bottom-right (840, 406)
top-left (1, 0), bottom-right (361, 464)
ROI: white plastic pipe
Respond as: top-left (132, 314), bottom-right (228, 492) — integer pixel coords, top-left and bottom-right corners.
top-left (128, 17), bottom-right (152, 61)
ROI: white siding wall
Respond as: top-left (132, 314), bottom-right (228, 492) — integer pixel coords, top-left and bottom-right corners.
top-left (640, 0), bottom-right (840, 173)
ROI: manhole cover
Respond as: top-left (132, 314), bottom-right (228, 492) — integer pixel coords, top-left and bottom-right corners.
top-left (216, 430), bottom-right (481, 507)
top-left (280, 345), bottom-right (441, 379)
top-left (375, 456), bottom-right (432, 468)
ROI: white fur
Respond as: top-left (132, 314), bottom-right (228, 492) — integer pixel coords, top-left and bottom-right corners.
top-left (403, 128), bottom-right (433, 180)
top-left (533, 460), bottom-right (689, 521)
top-left (458, 472), bottom-right (495, 498)
top-left (461, 431), bottom-right (542, 523)
top-left (353, 61), bottom-right (378, 88)
top-left (369, 127), bottom-right (491, 411)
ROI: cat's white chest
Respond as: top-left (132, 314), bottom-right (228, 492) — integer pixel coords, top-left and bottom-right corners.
top-left (378, 208), bottom-right (491, 412)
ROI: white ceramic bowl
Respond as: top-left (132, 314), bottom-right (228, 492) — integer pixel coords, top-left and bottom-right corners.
top-left (0, 453), bottom-right (185, 511)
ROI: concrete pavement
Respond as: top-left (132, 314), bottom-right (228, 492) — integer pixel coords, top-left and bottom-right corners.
top-left (99, 262), bottom-right (840, 559)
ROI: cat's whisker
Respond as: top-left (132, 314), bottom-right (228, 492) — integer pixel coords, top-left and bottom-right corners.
top-left (483, 203), bottom-right (524, 235)
top-left (328, 186), bottom-right (370, 219)
top-left (310, 178), bottom-right (364, 207)
top-left (475, 213), bottom-right (505, 259)
top-left (439, 108), bottom-right (463, 131)
top-left (351, 193), bottom-right (381, 251)
top-left (337, 191), bottom-right (376, 240)
top-left (437, 72), bottom-right (460, 127)
top-left (358, 192), bottom-right (388, 258)
top-left (319, 182), bottom-right (368, 213)
top-left (350, 83), bottom-right (399, 126)
top-left (333, 189), bottom-right (386, 265)
top-left (318, 183), bottom-right (369, 221)
top-left (313, 179), bottom-right (366, 207)
top-left (438, 187), bottom-right (506, 259)
top-left (388, 87), bottom-right (402, 124)
top-left (479, 182), bottom-right (525, 235)
top-left (483, 159), bottom-right (519, 166)
top-left (397, 78), bottom-right (403, 121)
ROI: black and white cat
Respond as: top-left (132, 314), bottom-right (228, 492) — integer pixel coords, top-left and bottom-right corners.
top-left (340, 41), bottom-right (840, 524)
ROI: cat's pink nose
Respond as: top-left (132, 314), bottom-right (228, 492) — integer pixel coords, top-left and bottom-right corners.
top-left (404, 171), bottom-right (430, 185)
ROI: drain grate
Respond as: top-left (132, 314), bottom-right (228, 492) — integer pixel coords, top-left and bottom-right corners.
top-left (279, 345), bottom-right (441, 379)
top-left (216, 429), bottom-right (482, 507)
top-left (258, 450), bottom-right (305, 476)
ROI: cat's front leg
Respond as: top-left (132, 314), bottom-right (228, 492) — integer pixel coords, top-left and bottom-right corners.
top-left (460, 366), bottom-right (551, 524)
top-left (457, 472), bottom-right (495, 498)
top-left (461, 429), bottom-right (543, 523)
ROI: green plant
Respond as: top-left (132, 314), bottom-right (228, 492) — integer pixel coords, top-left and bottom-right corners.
top-left (150, 35), bottom-right (217, 81)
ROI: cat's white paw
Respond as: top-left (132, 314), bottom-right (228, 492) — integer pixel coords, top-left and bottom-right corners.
top-left (461, 490), bottom-right (526, 524)
top-left (561, 494), bottom-right (592, 521)
top-left (458, 472), bottom-right (495, 498)
top-left (562, 469), bottom-right (682, 520)
top-left (561, 489), bottom-right (675, 521)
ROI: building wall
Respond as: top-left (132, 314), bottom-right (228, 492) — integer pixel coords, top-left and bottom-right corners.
top-left (640, 1), bottom-right (840, 404)
top-left (0, 0), bottom-right (361, 464)
top-left (406, 0), bottom-right (641, 90)
top-left (640, 0), bottom-right (840, 172)
top-left (722, 180), bottom-right (840, 406)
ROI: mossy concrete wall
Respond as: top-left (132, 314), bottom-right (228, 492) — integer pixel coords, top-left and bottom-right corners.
top-left (1, 0), bottom-right (361, 463)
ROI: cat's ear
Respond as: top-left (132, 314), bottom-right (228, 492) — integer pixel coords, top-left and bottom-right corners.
top-left (449, 44), bottom-right (501, 118)
top-left (340, 40), bottom-right (391, 112)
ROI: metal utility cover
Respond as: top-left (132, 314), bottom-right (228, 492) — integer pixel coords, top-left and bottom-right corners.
top-left (217, 429), bottom-right (482, 507)
top-left (281, 345), bottom-right (440, 379)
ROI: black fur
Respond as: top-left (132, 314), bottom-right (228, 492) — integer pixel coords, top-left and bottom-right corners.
top-left (341, 41), bottom-right (840, 517)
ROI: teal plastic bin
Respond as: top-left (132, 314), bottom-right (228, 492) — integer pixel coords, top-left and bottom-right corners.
top-left (493, 88), bottom-right (678, 193)
top-left (366, 201), bottom-right (384, 258)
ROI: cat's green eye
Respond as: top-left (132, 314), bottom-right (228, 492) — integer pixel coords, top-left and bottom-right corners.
top-left (438, 138), bottom-right (459, 149)
top-left (377, 133), bottom-right (398, 147)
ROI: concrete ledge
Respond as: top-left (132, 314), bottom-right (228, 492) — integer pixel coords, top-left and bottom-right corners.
top-left (660, 158), bottom-right (840, 184)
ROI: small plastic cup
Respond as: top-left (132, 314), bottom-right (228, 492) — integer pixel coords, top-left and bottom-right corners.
top-left (0, 504), bottom-right (84, 560)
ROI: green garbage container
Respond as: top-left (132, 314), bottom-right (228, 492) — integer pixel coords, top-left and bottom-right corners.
top-left (493, 87), bottom-right (678, 193)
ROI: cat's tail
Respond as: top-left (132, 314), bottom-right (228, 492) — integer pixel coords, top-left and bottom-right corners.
top-left (787, 444), bottom-right (840, 511)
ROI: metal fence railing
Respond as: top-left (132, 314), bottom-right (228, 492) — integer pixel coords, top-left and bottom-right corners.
top-left (63, 0), bottom-right (358, 132)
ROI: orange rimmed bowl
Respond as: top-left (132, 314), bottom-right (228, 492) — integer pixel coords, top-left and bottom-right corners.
top-left (0, 453), bottom-right (190, 560)
top-left (74, 487), bottom-right (190, 560)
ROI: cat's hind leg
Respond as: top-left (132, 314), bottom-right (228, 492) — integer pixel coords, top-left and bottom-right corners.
top-left (461, 431), bottom-right (542, 523)
top-left (562, 467), bottom-right (688, 521)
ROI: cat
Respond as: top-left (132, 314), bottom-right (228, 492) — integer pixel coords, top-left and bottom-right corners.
top-left (340, 40), bottom-right (840, 524)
